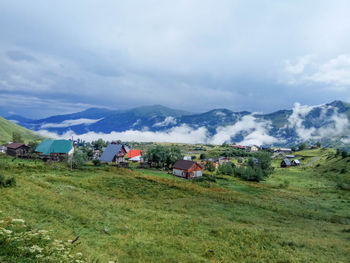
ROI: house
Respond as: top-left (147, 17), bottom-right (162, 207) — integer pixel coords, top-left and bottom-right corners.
top-left (247, 145), bottom-right (259, 152)
top-left (173, 160), bottom-right (203, 179)
top-left (0, 145), bottom-right (7, 154)
top-left (6, 143), bottom-right (29, 157)
top-left (291, 159), bottom-right (300, 166)
top-left (278, 148), bottom-right (292, 153)
top-left (280, 158), bottom-right (291, 168)
top-left (127, 149), bottom-right (141, 162)
top-left (218, 157), bottom-right (230, 165)
top-left (183, 156), bottom-right (192, 161)
top-left (285, 155), bottom-right (295, 158)
top-left (35, 139), bottom-right (74, 161)
top-left (100, 143), bottom-right (127, 164)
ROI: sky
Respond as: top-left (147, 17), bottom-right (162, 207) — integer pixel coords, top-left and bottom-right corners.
top-left (1, 0), bottom-right (350, 118)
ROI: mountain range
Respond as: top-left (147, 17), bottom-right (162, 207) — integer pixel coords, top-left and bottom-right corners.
top-left (5, 100), bottom-right (350, 147)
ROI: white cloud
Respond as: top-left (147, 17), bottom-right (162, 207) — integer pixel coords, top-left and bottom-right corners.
top-left (215, 111), bottom-right (226, 117)
top-left (306, 54), bottom-right (350, 87)
top-left (210, 115), bottom-right (281, 145)
top-left (287, 102), bottom-right (349, 140)
top-left (37, 124), bottom-right (209, 144)
top-left (40, 118), bottom-right (103, 128)
top-left (152, 116), bottom-right (177, 127)
top-left (282, 54), bottom-right (350, 91)
top-left (284, 55), bottom-right (313, 75)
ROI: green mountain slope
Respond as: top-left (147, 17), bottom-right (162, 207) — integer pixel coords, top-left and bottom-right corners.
top-left (0, 149), bottom-right (349, 262)
top-left (0, 116), bottom-right (43, 144)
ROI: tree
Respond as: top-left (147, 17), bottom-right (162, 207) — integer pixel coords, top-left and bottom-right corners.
top-left (93, 139), bottom-right (105, 151)
top-left (316, 141), bottom-right (321, 148)
top-left (28, 141), bottom-right (39, 154)
top-left (71, 150), bottom-right (87, 169)
top-left (217, 162), bottom-right (235, 175)
top-left (145, 145), bottom-right (183, 168)
top-left (336, 148), bottom-right (341, 157)
top-left (298, 143), bottom-right (308, 151)
top-left (341, 150), bottom-right (348, 159)
top-left (199, 153), bottom-right (206, 160)
top-left (12, 132), bottom-right (23, 143)
top-left (205, 161), bottom-right (216, 172)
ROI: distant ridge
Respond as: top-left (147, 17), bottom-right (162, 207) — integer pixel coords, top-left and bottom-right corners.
top-left (5, 100), bottom-right (350, 147)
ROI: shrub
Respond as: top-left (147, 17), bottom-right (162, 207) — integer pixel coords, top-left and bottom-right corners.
top-left (92, 159), bottom-right (101, 166)
top-left (71, 150), bottom-right (88, 169)
top-left (233, 166), bottom-right (265, 182)
top-left (217, 162), bottom-right (235, 175)
top-left (205, 161), bottom-right (216, 172)
top-left (341, 150), bottom-right (348, 159)
top-left (0, 174), bottom-right (16, 188)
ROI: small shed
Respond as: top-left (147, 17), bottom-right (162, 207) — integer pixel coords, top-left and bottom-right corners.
top-left (291, 159), bottom-right (300, 166)
top-left (6, 143), bottom-right (29, 157)
top-left (173, 160), bottom-right (203, 179)
top-left (280, 158), bottom-right (291, 168)
top-left (100, 144), bottom-right (127, 163)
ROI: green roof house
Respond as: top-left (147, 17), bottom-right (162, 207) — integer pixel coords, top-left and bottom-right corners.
top-left (35, 139), bottom-right (74, 160)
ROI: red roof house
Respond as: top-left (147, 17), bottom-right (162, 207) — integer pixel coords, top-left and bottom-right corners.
top-left (173, 160), bottom-right (203, 179)
top-left (127, 149), bottom-right (141, 162)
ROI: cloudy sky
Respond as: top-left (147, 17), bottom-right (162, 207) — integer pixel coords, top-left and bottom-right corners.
top-left (1, 0), bottom-right (350, 118)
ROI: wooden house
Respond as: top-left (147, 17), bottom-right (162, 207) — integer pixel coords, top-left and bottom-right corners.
top-left (35, 139), bottom-right (74, 161)
top-left (6, 143), bottom-right (29, 157)
top-left (173, 160), bottom-right (203, 179)
top-left (247, 145), bottom-right (259, 152)
top-left (291, 159), bottom-right (300, 166)
top-left (100, 143), bottom-right (127, 164)
top-left (280, 158), bottom-right (291, 168)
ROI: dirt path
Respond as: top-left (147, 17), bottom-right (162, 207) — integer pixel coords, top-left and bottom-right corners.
top-left (303, 156), bottom-right (320, 167)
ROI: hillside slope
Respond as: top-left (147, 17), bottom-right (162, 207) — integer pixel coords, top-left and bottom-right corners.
top-left (0, 152), bottom-right (349, 262)
top-left (0, 116), bottom-right (43, 144)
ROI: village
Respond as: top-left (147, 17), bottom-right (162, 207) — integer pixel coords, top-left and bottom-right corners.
top-left (0, 137), bottom-right (322, 181)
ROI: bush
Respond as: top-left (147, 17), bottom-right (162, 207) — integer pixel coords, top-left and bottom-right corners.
top-left (71, 150), bottom-right (88, 169)
top-left (92, 159), bottom-right (101, 166)
top-left (341, 150), bottom-right (348, 159)
top-left (217, 162), bottom-right (235, 175)
top-left (0, 174), bottom-right (16, 188)
top-left (233, 166), bottom-right (265, 182)
top-left (205, 161), bottom-right (216, 172)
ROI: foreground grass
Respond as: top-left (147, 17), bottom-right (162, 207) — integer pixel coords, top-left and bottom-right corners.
top-left (0, 153), bottom-right (350, 262)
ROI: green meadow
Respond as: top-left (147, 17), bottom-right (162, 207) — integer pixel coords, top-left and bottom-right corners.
top-left (0, 149), bottom-right (349, 262)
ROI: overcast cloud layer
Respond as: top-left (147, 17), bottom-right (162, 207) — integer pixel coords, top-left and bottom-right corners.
top-left (1, 0), bottom-right (350, 118)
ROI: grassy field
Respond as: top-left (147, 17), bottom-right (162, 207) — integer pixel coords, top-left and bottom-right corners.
top-left (0, 117), bottom-right (43, 144)
top-left (0, 150), bottom-right (350, 262)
